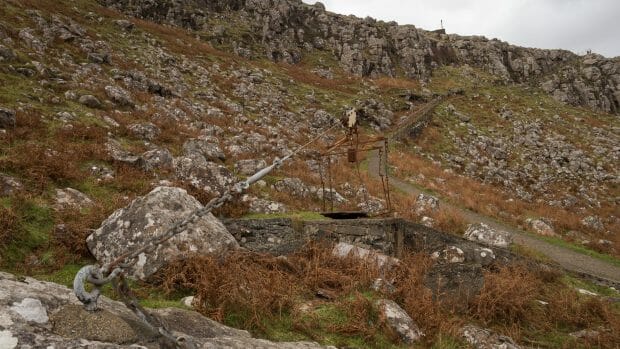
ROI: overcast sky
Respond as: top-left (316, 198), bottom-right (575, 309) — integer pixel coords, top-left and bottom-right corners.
top-left (302, 0), bottom-right (620, 58)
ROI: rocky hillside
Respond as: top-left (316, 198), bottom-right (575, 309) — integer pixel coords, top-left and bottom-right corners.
top-left (100, 0), bottom-right (620, 114)
top-left (0, 0), bottom-right (619, 348)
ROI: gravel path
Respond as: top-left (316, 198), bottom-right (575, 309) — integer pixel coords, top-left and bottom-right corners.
top-left (368, 146), bottom-right (620, 286)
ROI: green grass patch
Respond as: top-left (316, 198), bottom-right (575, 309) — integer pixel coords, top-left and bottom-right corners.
top-left (430, 335), bottom-right (469, 349)
top-left (35, 263), bottom-right (85, 287)
top-left (510, 243), bottom-right (553, 264)
top-left (1, 197), bottom-right (54, 267)
top-left (243, 211), bottom-right (330, 221)
top-left (535, 234), bottom-right (620, 268)
top-left (562, 275), bottom-right (620, 298)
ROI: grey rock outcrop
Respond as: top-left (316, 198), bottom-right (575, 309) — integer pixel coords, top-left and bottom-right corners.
top-left (86, 186), bottom-right (239, 280)
top-left (101, 0), bottom-right (619, 114)
top-left (0, 271), bottom-right (333, 348)
top-left (0, 44), bottom-right (16, 61)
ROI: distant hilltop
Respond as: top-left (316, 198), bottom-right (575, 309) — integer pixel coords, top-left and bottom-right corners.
top-left (101, 0), bottom-right (620, 114)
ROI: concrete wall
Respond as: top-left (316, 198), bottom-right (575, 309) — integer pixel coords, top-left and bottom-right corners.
top-left (223, 217), bottom-right (515, 265)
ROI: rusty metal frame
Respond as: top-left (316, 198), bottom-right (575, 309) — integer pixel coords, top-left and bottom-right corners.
top-left (317, 124), bottom-right (392, 216)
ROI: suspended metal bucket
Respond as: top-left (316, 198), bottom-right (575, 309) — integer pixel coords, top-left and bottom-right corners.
top-left (347, 148), bottom-right (357, 163)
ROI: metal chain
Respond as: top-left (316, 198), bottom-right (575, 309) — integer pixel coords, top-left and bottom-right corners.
top-left (72, 123), bottom-right (339, 348)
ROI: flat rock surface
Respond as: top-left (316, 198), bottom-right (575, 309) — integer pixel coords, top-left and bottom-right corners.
top-left (0, 271), bottom-right (332, 348)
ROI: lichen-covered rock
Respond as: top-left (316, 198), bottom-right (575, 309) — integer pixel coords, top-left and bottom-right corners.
top-left (128, 122), bottom-right (160, 141)
top-left (357, 195), bottom-right (386, 214)
top-left (235, 158), bottom-right (267, 176)
top-left (104, 85), bottom-right (134, 107)
top-left (376, 299), bottom-right (423, 344)
top-left (10, 298), bottom-right (49, 324)
top-left (0, 271), bottom-right (333, 348)
top-left (114, 19), bottom-right (135, 31)
top-left (139, 147), bottom-right (174, 171)
top-left (86, 186), bottom-right (239, 280)
top-left (316, 188), bottom-right (347, 204)
top-left (174, 155), bottom-right (235, 195)
top-left (0, 44), bottom-right (16, 61)
top-left (183, 137), bottom-right (226, 162)
top-left (461, 324), bottom-right (521, 349)
top-left (414, 193), bottom-right (439, 215)
top-left (526, 218), bottom-right (556, 236)
top-left (54, 188), bottom-right (94, 211)
top-left (420, 216), bottom-right (435, 227)
top-left (464, 223), bottom-right (512, 248)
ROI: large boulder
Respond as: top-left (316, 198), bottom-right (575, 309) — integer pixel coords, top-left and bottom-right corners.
top-left (86, 186), bottom-right (239, 280)
top-left (0, 271), bottom-right (332, 348)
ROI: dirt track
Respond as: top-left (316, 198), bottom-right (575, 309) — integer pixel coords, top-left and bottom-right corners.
top-left (367, 135), bottom-right (620, 287)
